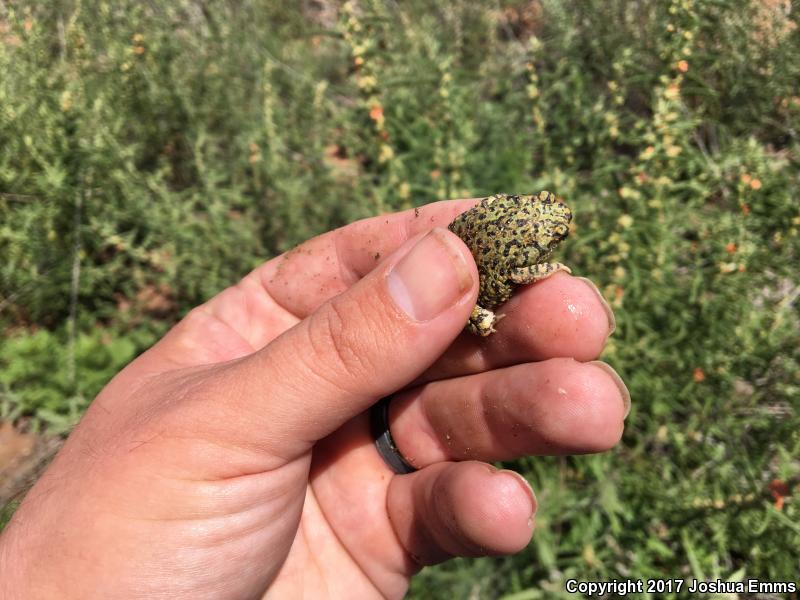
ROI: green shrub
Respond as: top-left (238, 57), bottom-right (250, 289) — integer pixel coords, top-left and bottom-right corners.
top-left (1, 0), bottom-right (798, 595)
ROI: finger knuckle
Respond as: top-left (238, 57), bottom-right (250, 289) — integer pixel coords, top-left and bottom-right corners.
top-left (304, 299), bottom-right (380, 392)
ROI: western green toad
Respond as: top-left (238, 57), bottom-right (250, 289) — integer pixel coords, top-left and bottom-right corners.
top-left (448, 191), bottom-right (572, 336)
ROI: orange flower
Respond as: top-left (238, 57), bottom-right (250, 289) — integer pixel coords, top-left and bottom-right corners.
top-left (430, 169), bottom-right (441, 180)
top-left (725, 242), bottom-right (737, 254)
top-left (248, 142), bottom-right (260, 164)
top-left (369, 105), bottom-right (384, 122)
top-left (693, 367), bottom-right (705, 383)
top-left (664, 83), bottom-right (680, 99)
top-left (768, 479), bottom-right (790, 511)
top-left (741, 203), bottom-right (750, 215)
top-left (740, 173), bottom-right (752, 184)
top-left (134, 45), bottom-right (145, 55)
top-left (610, 284), bottom-right (625, 309)
top-left (676, 60), bottom-right (689, 73)
top-left (749, 178), bottom-right (762, 190)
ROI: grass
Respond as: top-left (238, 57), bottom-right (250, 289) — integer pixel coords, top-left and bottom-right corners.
top-left (1, 0), bottom-right (799, 596)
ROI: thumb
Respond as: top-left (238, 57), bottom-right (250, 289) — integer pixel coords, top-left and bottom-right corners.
top-left (229, 227), bottom-right (478, 455)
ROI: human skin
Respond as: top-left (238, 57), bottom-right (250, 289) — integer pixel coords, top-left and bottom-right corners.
top-left (0, 198), bottom-right (628, 599)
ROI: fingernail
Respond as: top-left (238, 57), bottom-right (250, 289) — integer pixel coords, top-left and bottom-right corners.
top-left (387, 228), bottom-right (474, 322)
top-left (589, 361), bottom-right (631, 419)
top-left (498, 469), bottom-right (538, 521)
top-left (577, 277), bottom-right (616, 338)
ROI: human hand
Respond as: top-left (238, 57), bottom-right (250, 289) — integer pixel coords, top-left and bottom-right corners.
top-left (0, 198), bottom-right (628, 599)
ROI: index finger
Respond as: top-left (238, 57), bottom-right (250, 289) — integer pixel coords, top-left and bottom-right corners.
top-left (254, 198), bottom-right (480, 318)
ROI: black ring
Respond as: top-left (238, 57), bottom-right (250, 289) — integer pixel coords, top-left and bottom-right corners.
top-left (370, 396), bottom-right (418, 474)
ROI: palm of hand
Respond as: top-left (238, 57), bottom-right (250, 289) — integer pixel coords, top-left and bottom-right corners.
top-left (103, 219), bottom-right (431, 598)
top-left (160, 279), bottom-right (413, 597)
top-left (3, 198), bottom-right (623, 600)
top-left (64, 200), bottom-right (479, 598)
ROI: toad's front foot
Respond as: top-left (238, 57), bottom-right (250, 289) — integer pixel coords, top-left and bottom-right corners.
top-left (467, 305), bottom-right (506, 337)
top-left (510, 262), bottom-right (571, 285)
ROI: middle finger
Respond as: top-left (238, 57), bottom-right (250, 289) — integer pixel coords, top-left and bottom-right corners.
top-left (388, 357), bottom-right (630, 470)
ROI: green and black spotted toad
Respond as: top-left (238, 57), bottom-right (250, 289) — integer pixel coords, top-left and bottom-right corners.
top-left (448, 191), bottom-right (572, 336)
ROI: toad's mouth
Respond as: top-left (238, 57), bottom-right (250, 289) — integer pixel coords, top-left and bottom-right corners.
top-left (547, 222), bottom-right (570, 248)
